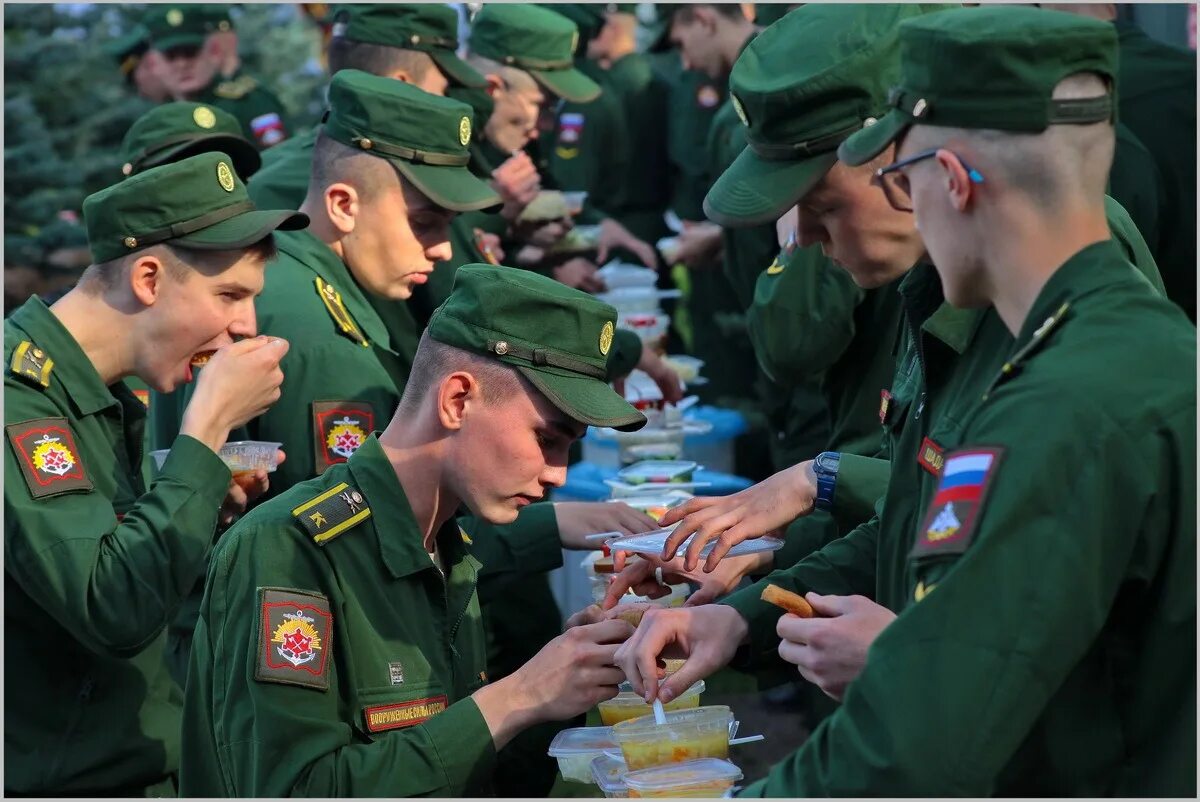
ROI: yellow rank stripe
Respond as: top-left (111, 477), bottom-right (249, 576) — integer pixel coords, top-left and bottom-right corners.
top-left (10, 342), bottom-right (53, 387)
top-left (292, 481), bottom-right (350, 517)
top-left (313, 508), bottom-right (371, 544)
top-left (39, 357), bottom-right (54, 387)
top-left (10, 341), bottom-right (29, 376)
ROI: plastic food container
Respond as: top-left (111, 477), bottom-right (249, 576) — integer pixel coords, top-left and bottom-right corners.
top-left (150, 440), bottom-right (282, 476)
top-left (548, 726), bottom-right (618, 783)
top-left (662, 354), bottom-right (706, 383)
top-left (598, 680), bottom-right (706, 725)
top-left (607, 526), bottom-right (784, 560)
top-left (591, 754), bottom-right (631, 797)
top-left (617, 460), bottom-right (700, 485)
top-left (609, 490), bottom-right (692, 522)
top-left (612, 706), bottom-right (734, 770)
top-left (657, 236), bottom-right (681, 265)
top-left (623, 758), bottom-right (743, 798)
top-left (563, 190), bottom-right (589, 216)
top-left (598, 261), bottom-right (659, 290)
top-left (600, 287), bottom-right (683, 314)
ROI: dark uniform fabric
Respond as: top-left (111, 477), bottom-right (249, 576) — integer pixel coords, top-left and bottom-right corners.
top-left (192, 66), bottom-right (292, 151)
top-left (650, 51), bottom-right (726, 222)
top-left (246, 126), bottom-right (316, 210)
top-left (1108, 120), bottom-right (1162, 257)
top-left (4, 298), bottom-right (230, 796)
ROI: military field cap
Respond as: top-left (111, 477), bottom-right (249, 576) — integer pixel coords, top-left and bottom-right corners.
top-left (839, 6), bottom-right (1118, 167)
top-left (104, 24), bottom-right (151, 77)
top-left (331, 4), bottom-right (487, 89)
top-left (705, 4), bottom-right (951, 228)
top-left (323, 69), bottom-right (500, 212)
top-left (82, 151), bottom-right (308, 264)
top-left (545, 4), bottom-right (606, 42)
top-left (144, 5), bottom-right (219, 51)
top-left (120, 102), bottom-right (261, 179)
top-left (428, 264), bottom-right (647, 431)
top-left (469, 4), bottom-right (602, 103)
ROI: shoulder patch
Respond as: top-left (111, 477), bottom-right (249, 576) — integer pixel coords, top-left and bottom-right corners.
top-left (6, 418), bottom-right (93, 499)
top-left (912, 447), bottom-right (1004, 558)
top-left (255, 587), bottom-right (333, 690)
top-left (292, 481), bottom-right (371, 545)
top-left (312, 401), bottom-right (375, 474)
top-left (558, 112), bottom-right (585, 146)
top-left (10, 341), bottom-right (54, 388)
top-left (250, 112), bottom-right (286, 147)
top-left (314, 277), bottom-right (369, 347)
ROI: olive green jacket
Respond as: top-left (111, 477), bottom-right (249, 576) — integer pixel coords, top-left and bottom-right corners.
top-left (193, 67), bottom-right (291, 151)
top-left (736, 239), bottom-right (1195, 796)
top-left (180, 435), bottom-right (496, 796)
top-left (4, 298), bottom-right (230, 795)
top-left (246, 126), bottom-right (316, 210)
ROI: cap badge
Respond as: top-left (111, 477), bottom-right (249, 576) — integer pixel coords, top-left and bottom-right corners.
top-left (599, 321), bottom-right (614, 356)
top-left (166, 8), bottom-right (183, 26)
top-left (494, 341), bottom-right (509, 356)
top-left (123, 236), bottom-right (138, 249)
top-left (731, 94), bottom-right (749, 127)
top-left (911, 98), bottom-right (929, 118)
top-left (216, 161), bottom-right (236, 192)
top-left (863, 116), bottom-right (877, 127)
top-left (121, 163), bottom-right (134, 176)
top-left (193, 106), bottom-right (217, 129)
top-left (459, 116), bottom-right (472, 147)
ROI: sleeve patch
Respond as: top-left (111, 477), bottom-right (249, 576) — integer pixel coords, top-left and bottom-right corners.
top-left (255, 587), bottom-right (333, 691)
top-left (912, 447), bottom-right (1004, 558)
top-left (311, 400), bottom-right (375, 474)
top-left (363, 695), bottom-right (449, 732)
top-left (6, 418), bottom-right (93, 498)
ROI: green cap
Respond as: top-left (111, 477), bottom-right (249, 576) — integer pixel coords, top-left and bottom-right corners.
top-left (840, 6), bottom-right (1117, 166)
top-left (705, 4), bottom-right (950, 227)
top-left (544, 4), bottom-right (605, 43)
top-left (144, 5), bottom-right (224, 51)
top-left (331, 4), bottom-right (488, 89)
top-left (323, 69), bottom-right (500, 212)
top-left (428, 264), bottom-right (646, 431)
top-left (469, 4), bottom-right (602, 103)
top-left (120, 102), bottom-right (261, 179)
top-left (104, 24), bottom-right (150, 77)
top-left (82, 151), bottom-right (308, 264)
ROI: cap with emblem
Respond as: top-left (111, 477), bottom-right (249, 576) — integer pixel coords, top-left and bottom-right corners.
top-left (103, 24), bottom-right (151, 81)
top-left (331, 4), bottom-right (487, 89)
top-left (144, 5), bottom-right (216, 51)
top-left (839, 6), bottom-right (1118, 167)
top-left (120, 102), bottom-right (261, 179)
top-left (324, 69), bottom-right (500, 212)
top-left (704, 4), bottom-right (951, 228)
top-left (468, 4), bottom-right (602, 104)
top-left (428, 264), bottom-right (646, 431)
top-left (82, 151), bottom-right (308, 264)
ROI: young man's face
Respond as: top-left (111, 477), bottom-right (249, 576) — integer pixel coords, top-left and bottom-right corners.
top-left (450, 378), bottom-right (585, 524)
top-left (160, 40), bottom-right (220, 96)
top-left (486, 68), bottom-right (546, 152)
top-left (670, 14), bottom-right (723, 78)
top-left (133, 50), bottom-right (172, 103)
top-left (140, 248), bottom-right (265, 392)
top-left (342, 173), bottom-right (455, 301)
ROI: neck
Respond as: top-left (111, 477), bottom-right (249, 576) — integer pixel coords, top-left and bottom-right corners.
top-left (378, 417), bottom-right (459, 552)
top-left (718, 24), bottom-right (756, 77)
top-left (980, 197), bottom-right (1110, 335)
top-left (298, 196), bottom-right (346, 261)
top-left (47, 286), bottom-right (136, 385)
top-left (604, 37), bottom-right (637, 64)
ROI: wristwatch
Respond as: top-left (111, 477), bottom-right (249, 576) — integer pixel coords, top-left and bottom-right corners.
top-left (813, 451), bottom-right (841, 512)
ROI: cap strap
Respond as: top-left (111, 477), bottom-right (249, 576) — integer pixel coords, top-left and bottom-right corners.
top-left (324, 118), bottom-right (470, 166)
top-left (486, 339), bottom-right (606, 379)
top-left (501, 53), bottom-right (575, 71)
top-left (1048, 95), bottom-right (1113, 124)
top-left (127, 199), bottom-right (256, 249)
top-left (747, 120), bottom-right (866, 160)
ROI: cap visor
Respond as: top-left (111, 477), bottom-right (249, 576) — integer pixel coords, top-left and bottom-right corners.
top-left (518, 366), bottom-right (647, 432)
top-left (838, 111), bottom-right (910, 167)
top-left (530, 67), bottom-right (602, 104)
top-left (153, 33), bottom-right (206, 52)
top-left (173, 208), bottom-right (309, 250)
top-left (150, 136), bottom-right (263, 181)
top-left (704, 147), bottom-right (837, 228)
top-left (393, 160), bottom-right (501, 214)
top-left (430, 50), bottom-right (488, 89)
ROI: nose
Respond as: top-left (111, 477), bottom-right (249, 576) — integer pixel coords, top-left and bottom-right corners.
top-left (794, 211), bottom-right (829, 249)
top-left (426, 234), bottom-right (453, 264)
top-left (541, 462), bottom-right (568, 490)
top-left (229, 301), bottom-right (258, 339)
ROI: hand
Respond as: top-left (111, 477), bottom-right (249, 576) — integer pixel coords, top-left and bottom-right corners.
top-left (597, 218), bottom-right (658, 269)
top-left (613, 605), bottom-right (748, 703)
top-left (520, 218), bottom-right (571, 248)
top-left (474, 619), bottom-right (633, 748)
top-left (473, 229), bottom-right (505, 265)
top-left (491, 152), bottom-right (541, 221)
top-left (218, 449), bottom-right (287, 527)
top-left (602, 551), bottom-right (772, 609)
top-left (180, 337), bottom-right (289, 454)
top-left (553, 257), bottom-right (605, 292)
top-left (657, 460), bottom-right (818, 573)
top-left (671, 222), bottom-right (723, 269)
top-left (635, 349), bottom-right (684, 404)
top-left (553, 501), bottom-right (658, 550)
top-left (776, 594), bottom-right (896, 701)
top-left (514, 244), bottom-right (546, 267)
top-left (563, 600), bottom-right (653, 630)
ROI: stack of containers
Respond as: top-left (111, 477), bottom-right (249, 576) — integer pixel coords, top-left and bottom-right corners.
top-left (596, 261), bottom-right (679, 350)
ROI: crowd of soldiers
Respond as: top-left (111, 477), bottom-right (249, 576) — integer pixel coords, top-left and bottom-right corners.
top-left (3, 2), bottom-right (1196, 798)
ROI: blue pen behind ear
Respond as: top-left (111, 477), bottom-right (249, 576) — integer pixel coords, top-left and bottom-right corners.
top-left (967, 168), bottom-right (984, 184)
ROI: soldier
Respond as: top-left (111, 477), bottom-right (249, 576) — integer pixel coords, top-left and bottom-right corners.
top-left (611, 8), bottom-right (1195, 795)
top-left (180, 265), bottom-right (646, 796)
top-left (144, 5), bottom-right (291, 150)
top-left (105, 22), bottom-right (171, 103)
top-left (119, 101), bottom-right (260, 179)
top-left (4, 152), bottom-right (304, 795)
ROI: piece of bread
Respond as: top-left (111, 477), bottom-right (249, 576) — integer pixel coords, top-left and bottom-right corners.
top-left (615, 607), bottom-right (646, 628)
top-left (760, 584), bottom-right (815, 618)
top-left (517, 190), bottom-right (570, 223)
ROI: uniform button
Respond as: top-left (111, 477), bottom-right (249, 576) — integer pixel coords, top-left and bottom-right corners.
top-left (494, 341), bottom-right (509, 355)
top-left (124, 236), bottom-right (138, 248)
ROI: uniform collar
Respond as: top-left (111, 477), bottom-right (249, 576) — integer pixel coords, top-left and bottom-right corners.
top-left (1014, 239), bottom-right (1126, 349)
top-left (346, 434), bottom-right (469, 580)
top-left (275, 228), bottom-right (390, 349)
top-left (7, 297), bottom-right (121, 416)
top-left (898, 261), bottom-right (986, 354)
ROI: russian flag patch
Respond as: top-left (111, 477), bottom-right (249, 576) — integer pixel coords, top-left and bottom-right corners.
top-left (912, 447), bottom-right (1004, 557)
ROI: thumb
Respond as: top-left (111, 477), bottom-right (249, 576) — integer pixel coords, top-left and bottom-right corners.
top-left (806, 593), bottom-right (854, 617)
top-left (596, 240), bottom-right (610, 264)
top-left (683, 584), bottom-right (721, 607)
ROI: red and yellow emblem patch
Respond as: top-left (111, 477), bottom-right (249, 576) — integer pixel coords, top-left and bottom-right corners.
top-left (311, 401), bottom-right (375, 474)
top-left (363, 696), bottom-right (449, 733)
top-left (7, 418), bottom-right (93, 498)
top-left (916, 436), bottom-right (944, 476)
top-left (879, 389), bottom-right (893, 425)
top-left (256, 588), bottom-right (333, 690)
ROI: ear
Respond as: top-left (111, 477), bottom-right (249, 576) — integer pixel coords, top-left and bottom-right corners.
top-left (127, 253), bottom-right (167, 308)
top-left (388, 69), bottom-right (414, 84)
top-left (436, 371), bottom-right (480, 432)
top-left (324, 182), bottom-right (360, 236)
top-left (484, 72), bottom-right (504, 100)
top-left (934, 148), bottom-right (975, 213)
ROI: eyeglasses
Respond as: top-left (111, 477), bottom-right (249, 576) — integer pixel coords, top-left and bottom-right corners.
top-left (872, 148), bottom-right (985, 213)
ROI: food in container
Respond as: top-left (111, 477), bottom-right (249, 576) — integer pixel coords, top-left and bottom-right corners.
top-left (548, 726), bottom-right (618, 783)
top-left (623, 758), bottom-right (743, 798)
top-left (517, 190), bottom-right (571, 222)
top-left (151, 440), bottom-right (282, 481)
top-left (598, 680), bottom-right (706, 725)
top-left (562, 190), bottom-right (589, 216)
top-left (606, 527), bottom-right (785, 560)
top-left (591, 754), bottom-right (630, 797)
top-left (612, 705), bottom-right (734, 770)
top-left (616, 460), bottom-right (700, 485)
top-left (662, 354), bottom-right (705, 383)
top-left (609, 490), bottom-right (692, 522)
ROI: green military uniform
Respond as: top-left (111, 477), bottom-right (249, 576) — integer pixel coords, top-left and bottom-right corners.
top-left (1108, 120), bottom-right (1162, 257)
top-left (119, 100), bottom-right (260, 179)
top-left (717, 9), bottom-right (1193, 794)
top-left (143, 5), bottom-right (292, 151)
top-left (650, 50), bottom-right (726, 223)
top-left (180, 264), bottom-right (646, 796)
top-left (1114, 18), bottom-right (1197, 321)
top-left (3, 153), bottom-right (305, 796)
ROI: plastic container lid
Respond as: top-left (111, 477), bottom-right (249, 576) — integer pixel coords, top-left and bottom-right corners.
top-left (548, 726), bottom-right (617, 756)
top-left (615, 679), bottom-right (704, 697)
top-left (150, 440), bottom-right (282, 473)
top-left (590, 754), bottom-right (630, 795)
top-left (622, 758), bottom-right (743, 794)
top-left (607, 527), bottom-right (785, 560)
top-left (616, 460), bottom-right (700, 485)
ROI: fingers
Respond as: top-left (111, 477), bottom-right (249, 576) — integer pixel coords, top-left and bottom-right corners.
top-left (658, 496), bottom-right (716, 528)
top-left (224, 479), bottom-right (249, 511)
top-left (777, 638), bottom-right (817, 670)
top-left (805, 593), bottom-right (855, 617)
top-left (657, 655), bottom-right (707, 702)
top-left (633, 241), bottom-right (658, 269)
top-left (684, 583), bottom-right (721, 607)
top-left (700, 519), bottom-right (762, 573)
top-left (275, 449), bottom-right (287, 466)
top-left (602, 560), bottom-right (654, 609)
top-left (581, 617), bottom-right (637, 645)
top-left (776, 612), bottom-right (821, 646)
top-left (679, 510), bottom-right (741, 572)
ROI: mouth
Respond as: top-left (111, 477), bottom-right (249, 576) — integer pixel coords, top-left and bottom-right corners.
top-left (514, 493), bottom-right (543, 507)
